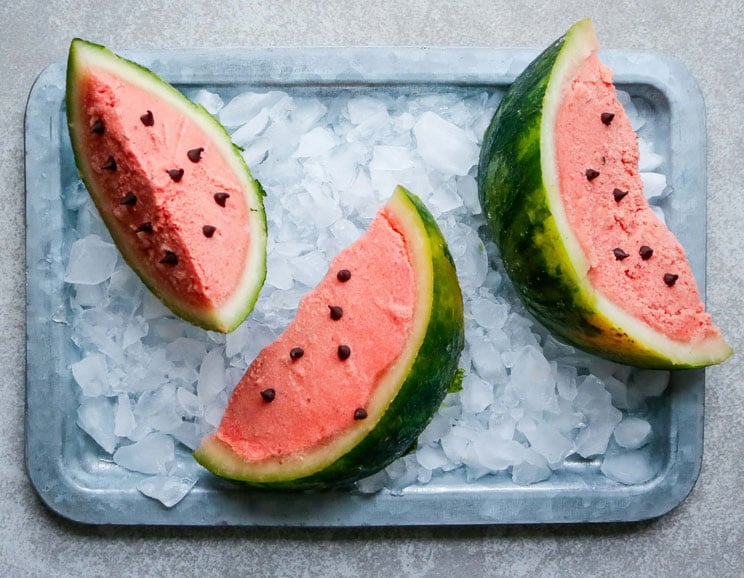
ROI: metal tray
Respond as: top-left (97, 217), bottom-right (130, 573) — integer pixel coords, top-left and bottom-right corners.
top-left (25, 47), bottom-right (707, 526)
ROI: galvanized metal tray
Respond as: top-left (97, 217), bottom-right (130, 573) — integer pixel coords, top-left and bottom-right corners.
top-left (25, 47), bottom-right (707, 525)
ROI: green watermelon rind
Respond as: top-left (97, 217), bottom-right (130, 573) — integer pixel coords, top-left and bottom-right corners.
top-left (478, 19), bottom-right (732, 369)
top-left (194, 186), bottom-right (465, 489)
top-left (66, 38), bottom-right (267, 333)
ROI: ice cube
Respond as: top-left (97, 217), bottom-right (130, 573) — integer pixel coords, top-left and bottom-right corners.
top-left (369, 145), bottom-right (415, 171)
top-left (511, 450), bottom-right (551, 486)
top-left (142, 291), bottom-right (172, 320)
top-left (460, 373), bottom-right (493, 414)
top-left (471, 434), bottom-right (524, 471)
top-left (71, 353), bottom-right (110, 397)
top-left (600, 447), bottom-right (656, 485)
top-left (413, 111), bottom-right (479, 176)
top-left (170, 422), bottom-right (203, 451)
top-left (114, 393), bottom-right (137, 438)
top-left (469, 297), bottom-right (509, 331)
top-left (197, 347), bottom-right (225, 403)
top-left (348, 96), bottom-right (388, 125)
top-left (507, 345), bottom-right (558, 413)
top-left (113, 432), bottom-right (175, 475)
top-left (73, 284), bottom-right (106, 309)
top-left (64, 235), bottom-right (118, 285)
top-left (456, 175), bottom-right (481, 215)
top-left (523, 421), bottom-right (572, 465)
top-left (137, 475), bottom-right (197, 508)
top-left (355, 469), bottom-right (389, 494)
top-left (418, 412), bottom-right (453, 446)
top-left (77, 397), bottom-right (118, 454)
top-left (292, 127), bottom-right (336, 158)
top-left (613, 417), bottom-right (652, 449)
top-left (573, 376), bottom-right (623, 458)
top-left (176, 387), bottom-right (203, 417)
top-left (219, 91), bottom-right (286, 127)
top-left (231, 108), bottom-right (270, 145)
top-left (190, 89), bottom-right (224, 115)
top-left (641, 172), bottom-right (667, 203)
top-left (470, 339), bottom-right (508, 384)
top-left (415, 443), bottom-right (450, 471)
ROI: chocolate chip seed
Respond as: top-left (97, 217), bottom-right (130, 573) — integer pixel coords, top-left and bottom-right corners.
top-left (337, 269), bottom-right (351, 282)
top-left (613, 188), bottom-right (629, 202)
top-left (120, 192), bottom-right (137, 206)
top-left (664, 273), bottom-right (679, 287)
top-left (601, 112), bottom-right (615, 126)
top-left (135, 222), bottom-right (153, 234)
top-left (214, 192), bottom-right (230, 207)
top-left (140, 110), bottom-right (154, 126)
top-left (289, 347), bottom-right (304, 360)
top-left (329, 305), bottom-right (343, 320)
top-left (585, 168), bottom-right (600, 181)
top-left (91, 119), bottom-right (105, 134)
top-left (613, 248), bottom-right (629, 261)
top-left (337, 345), bottom-right (351, 360)
top-left (167, 168), bottom-right (184, 182)
top-left (102, 157), bottom-right (117, 171)
top-left (639, 245), bottom-right (654, 260)
top-left (260, 388), bottom-right (276, 402)
top-left (187, 147), bottom-right (204, 163)
top-left (353, 408), bottom-right (368, 420)
top-left (160, 251), bottom-right (178, 265)
top-left (202, 225), bottom-right (216, 238)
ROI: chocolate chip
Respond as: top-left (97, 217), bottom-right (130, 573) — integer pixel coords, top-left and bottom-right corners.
top-left (329, 305), bottom-right (343, 320)
top-left (613, 188), bottom-right (629, 202)
top-left (91, 119), bottom-right (105, 134)
top-left (664, 273), bottom-right (679, 287)
top-left (135, 222), bottom-right (153, 234)
top-left (214, 192), bottom-right (230, 207)
top-left (601, 112), bottom-right (615, 126)
top-left (290, 347), bottom-right (304, 360)
top-left (202, 225), bottom-right (216, 238)
top-left (140, 110), bottom-right (154, 126)
top-left (353, 408), bottom-right (368, 420)
top-left (102, 157), bottom-right (117, 171)
top-left (613, 248), bottom-right (629, 261)
top-left (120, 192), bottom-right (137, 206)
top-left (585, 168), bottom-right (600, 181)
top-left (187, 147), bottom-right (204, 163)
top-left (260, 388), bottom-right (276, 402)
top-left (167, 168), bottom-right (184, 182)
top-left (337, 269), bottom-right (351, 282)
top-left (639, 245), bottom-right (654, 260)
top-left (160, 251), bottom-right (178, 265)
top-left (338, 345), bottom-right (351, 360)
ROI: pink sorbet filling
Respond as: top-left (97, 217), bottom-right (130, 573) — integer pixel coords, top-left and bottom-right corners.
top-left (215, 206), bottom-right (415, 462)
top-left (555, 53), bottom-right (717, 343)
top-left (80, 70), bottom-right (250, 308)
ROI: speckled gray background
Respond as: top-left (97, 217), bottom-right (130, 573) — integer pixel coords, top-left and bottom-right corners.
top-left (3, 1), bottom-right (743, 576)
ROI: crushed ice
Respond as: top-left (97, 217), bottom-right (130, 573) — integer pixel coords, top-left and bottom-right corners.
top-left (64, 85), bottom-right (671, 506)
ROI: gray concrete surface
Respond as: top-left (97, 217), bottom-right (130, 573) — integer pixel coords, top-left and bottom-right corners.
top-left (2, 1), bottom-right (743, 576)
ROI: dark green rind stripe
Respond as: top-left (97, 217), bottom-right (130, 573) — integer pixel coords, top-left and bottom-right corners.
top-left (477, 23), bottom-right (723, 369)
top-left (66, 39), bottom-right (267, 333)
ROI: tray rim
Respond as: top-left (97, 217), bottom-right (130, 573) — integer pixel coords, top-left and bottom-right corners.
top-left (25, 46), bottom-right (707, 526)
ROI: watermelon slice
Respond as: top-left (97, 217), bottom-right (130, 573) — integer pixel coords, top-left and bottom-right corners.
top-left (478, 19), bottom-right (731, 368)
top-left (66, 39), bottom-right (267, 333)
top-left (194, 186), bottom-right (464, 488)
